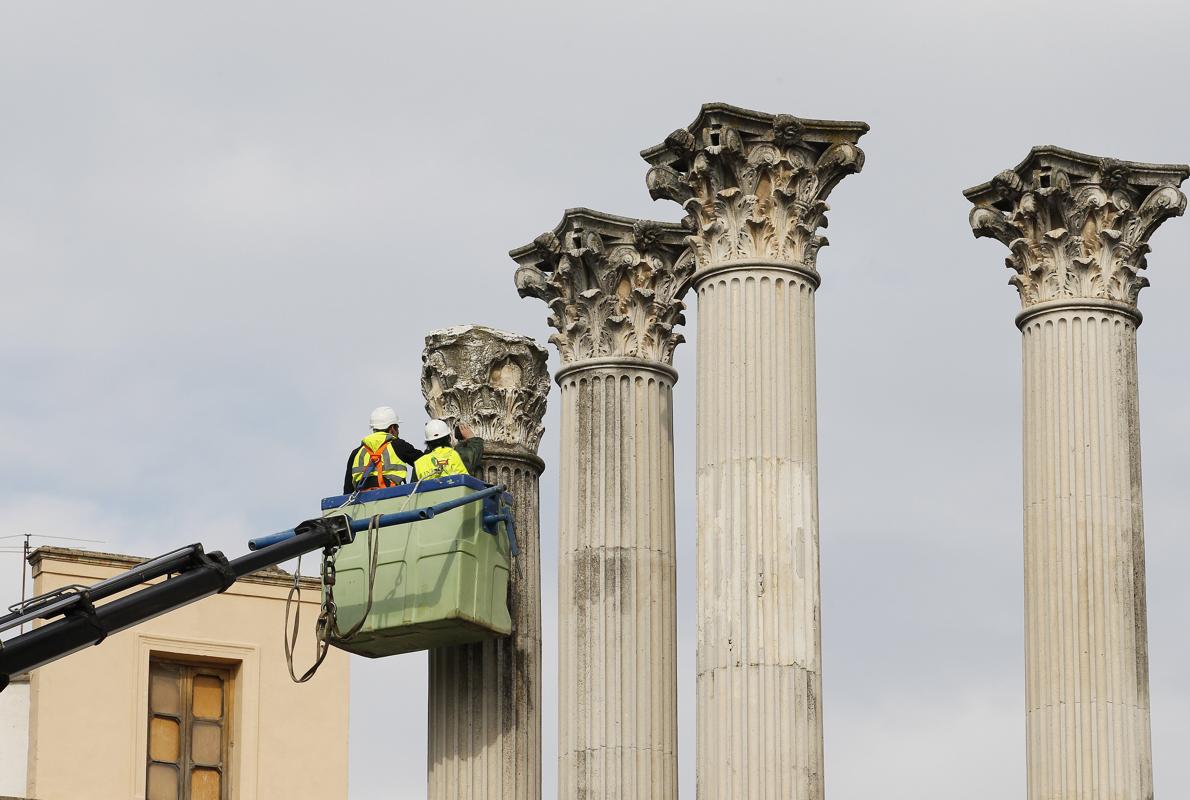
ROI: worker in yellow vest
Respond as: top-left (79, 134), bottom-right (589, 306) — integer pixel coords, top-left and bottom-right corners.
top-left (342, 406), bottom-right (424, 493)
top-left (414, 419), bottom-right (484, 480)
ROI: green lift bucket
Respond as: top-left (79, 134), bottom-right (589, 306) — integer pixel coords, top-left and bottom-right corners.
top-left (320, 476), bottom-right (513, 657)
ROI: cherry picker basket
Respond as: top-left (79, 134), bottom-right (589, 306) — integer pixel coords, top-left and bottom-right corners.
top-left (318, 475), bottom-right (514, 658)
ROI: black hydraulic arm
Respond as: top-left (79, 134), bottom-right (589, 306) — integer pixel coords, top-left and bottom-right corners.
top-left (0, 515), bottom-right (353, 692)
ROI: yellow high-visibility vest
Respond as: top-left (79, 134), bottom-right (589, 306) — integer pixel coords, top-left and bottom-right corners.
top-left (414, 446), bottom-right (468, 480)
top-left (350, 432), bottom-right (410, 488)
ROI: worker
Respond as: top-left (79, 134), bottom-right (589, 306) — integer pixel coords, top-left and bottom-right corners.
top-left (414, 419), bottom-right (484, 480)
top-left (342, 406), bottom-right (425, 493)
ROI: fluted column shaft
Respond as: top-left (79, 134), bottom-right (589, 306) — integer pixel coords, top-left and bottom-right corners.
top-left (556, 359), bottom-right (679, 800)
top-left (1021, 302), bottom-right (1151, 799)
top-left (965, 146), bottom-right (1187, 800)
top-left (512, 208), bottom-right (691, 800)
top-left (422, 324), bottom-right (549, 800)
top-left (643, 104), bottom-right (867, 800)
top-left (428, 451), bottom-right (544, 800)
top-left (694, 263), bottom-right (822, 800)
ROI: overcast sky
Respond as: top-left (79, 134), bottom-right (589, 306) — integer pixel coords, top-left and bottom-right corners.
top-left (1, 1), bottom-right (1187, 798)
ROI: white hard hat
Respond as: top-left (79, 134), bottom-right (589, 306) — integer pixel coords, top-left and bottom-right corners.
top-left (369, 406), bottom-right (400, 430)
top-left (424, 419), bottom-right (451, 443)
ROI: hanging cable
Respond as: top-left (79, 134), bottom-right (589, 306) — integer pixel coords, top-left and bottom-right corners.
top-left (283, 551), bottom-right (331, 683)
top-left (283, 510), bottom-right (384, 682)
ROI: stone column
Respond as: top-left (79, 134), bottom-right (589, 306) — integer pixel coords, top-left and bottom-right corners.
top-left (966, 148), bottom-right (1188, 800)
top-left (642, 103), bottom-right (868, 800)
top-left (422, 325), bottom-right (550, 800)
top-left (511, 209), bottom-right (691, 800)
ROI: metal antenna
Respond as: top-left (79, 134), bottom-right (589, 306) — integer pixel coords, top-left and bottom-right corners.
top-left (21, 535), bottom-right (27, 628)
top-left (1, 533), bottom-right (105, 634)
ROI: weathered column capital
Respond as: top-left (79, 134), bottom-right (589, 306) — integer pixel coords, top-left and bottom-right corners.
top-left (509, 208), bottom-right (693, 366)
top-left (421, 325), bottom-right (549, 467)
top-left (641, 102), bottom-right (868, 274)
top-left (965, 146), bottom-right (1188, 314)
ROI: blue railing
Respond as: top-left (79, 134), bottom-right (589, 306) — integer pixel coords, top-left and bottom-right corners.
top-left (247, 483), bottom-right (512, 552)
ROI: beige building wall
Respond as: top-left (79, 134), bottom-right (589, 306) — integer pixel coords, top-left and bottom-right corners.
top-left (22, 547), bottom-right (349, 800)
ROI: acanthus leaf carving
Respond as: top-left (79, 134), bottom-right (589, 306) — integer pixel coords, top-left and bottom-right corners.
top-left (967, 151), bottom-right (1187, 309)
top-left (511, 212), bottom-right (693, 365)
top-left (421, 325), bottom-right (549, 456)
top-left (643, 107), bottom-right (867, 272)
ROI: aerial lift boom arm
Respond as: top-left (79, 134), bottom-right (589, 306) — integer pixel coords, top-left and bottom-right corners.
top-left (0, 483), bottom-right (510, 692)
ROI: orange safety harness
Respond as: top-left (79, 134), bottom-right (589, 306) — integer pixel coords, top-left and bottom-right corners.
top-left (363, 440), bottom-right (395, 488)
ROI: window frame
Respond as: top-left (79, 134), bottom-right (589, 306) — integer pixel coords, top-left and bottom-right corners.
top-left (147, 657), bottom-right (234, 800)
top-left (133, 635), bottom-right (260, 800)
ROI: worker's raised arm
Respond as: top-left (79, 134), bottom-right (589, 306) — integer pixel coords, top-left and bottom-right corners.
top-left (391, 437), bottom-right (425, 467)
top-left (455, 432), bottom-right (484, 475)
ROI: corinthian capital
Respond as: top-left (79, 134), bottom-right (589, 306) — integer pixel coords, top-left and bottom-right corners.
top-left (509, 208), bottom-right (693, 365)
top-left (641, 102), bottom-right (869, 272)
top-left (966, 146), bottom-right (1189, 309)
top-left (421, 325), bottom-right (549, 456)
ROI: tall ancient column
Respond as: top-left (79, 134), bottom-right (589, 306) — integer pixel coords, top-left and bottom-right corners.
top-left (966, 148), bottom-right (1187, 800)
top-left (642, 103), bottom-right (868, 800)
top-left (511, 209), bottom-right (691, 800)
top-left (422, 324), bottom-right (550, 800)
